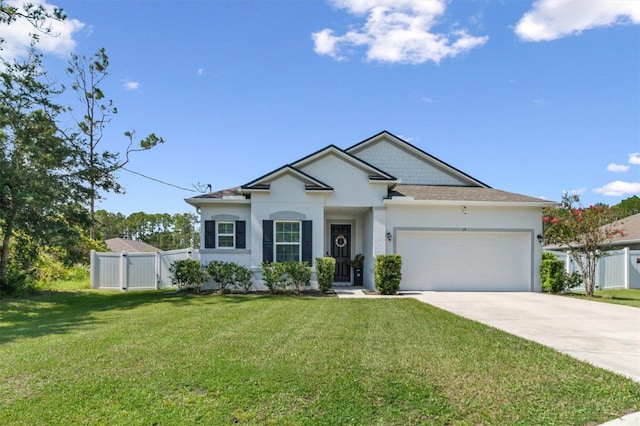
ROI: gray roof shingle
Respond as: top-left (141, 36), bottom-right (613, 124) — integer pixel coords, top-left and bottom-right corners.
top-left (389, 185), bottom-right (551, 203)
top-left (105, 238), bottom-right (161, 253)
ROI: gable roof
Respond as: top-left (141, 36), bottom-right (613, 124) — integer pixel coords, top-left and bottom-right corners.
top-left (185, 131), bottom-right (547, 207)
top-left (241, 164), bottom-right (334, 192)
top-left (347, 130), bottom-right (489, 188)
top-left (388, 184), bottom-right (553, 206)
top-left (106, 238), bottom-right (161, 253)
top-left (291, 144), bottom-right (396, 182)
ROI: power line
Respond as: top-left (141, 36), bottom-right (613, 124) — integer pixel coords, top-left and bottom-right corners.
top-left (122, 167), bottom-right (199, 192)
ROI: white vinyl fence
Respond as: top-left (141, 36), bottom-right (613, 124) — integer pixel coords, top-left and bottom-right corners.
top-left (545, 248), bottom-right (640, 290)
top-left (90, 248), bottom-right (199, 290)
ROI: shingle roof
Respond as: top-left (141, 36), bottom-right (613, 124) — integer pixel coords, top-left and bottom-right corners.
top-left (105, 238), bottom-right (161, 253)
top-left (188, 187), bottom-right (245, 200)
top-left (389, 185), bottom-right (551, 203)
top-left (608, 212), bottom-right (640, 244)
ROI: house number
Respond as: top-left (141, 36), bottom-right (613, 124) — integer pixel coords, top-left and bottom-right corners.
top-left (335, 234), bottom-right (347, 248)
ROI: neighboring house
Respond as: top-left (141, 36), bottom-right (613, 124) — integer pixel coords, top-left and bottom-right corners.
top-left (105, 238), bottom-right (161, 253)
top-left (185, 131), bottom-right (553, 291)
top-left (602, 212), bottom-right (640, 250)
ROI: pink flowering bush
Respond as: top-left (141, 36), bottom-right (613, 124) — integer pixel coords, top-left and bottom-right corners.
top-left (543, 194), bottom-right (623, 296)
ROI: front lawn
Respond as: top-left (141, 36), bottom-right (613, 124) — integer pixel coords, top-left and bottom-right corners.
top-left (1, 291), bottom-right (639, 425)
top-left (565, 288), bottom-right (640, 308)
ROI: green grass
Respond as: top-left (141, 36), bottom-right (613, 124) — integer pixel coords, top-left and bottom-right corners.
top-left (565, 288), bottom-right (640, 308)
top-left (35, 278), bottom-right (90, 292)
top-left (1, 291), bottom-right (639, 425)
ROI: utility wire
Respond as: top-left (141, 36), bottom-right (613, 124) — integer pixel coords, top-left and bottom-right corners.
top-left (122, 167), bottom-right (199, 192)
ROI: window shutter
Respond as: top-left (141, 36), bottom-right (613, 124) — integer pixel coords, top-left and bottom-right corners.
top-left (301, 220), bottom-right (312, 265)
top-left (235, 221), bottom-right (246, 249)
top-left (204, 220), bottom-right (215, 249)
top-left (262, 220), bottom-right (273, 262)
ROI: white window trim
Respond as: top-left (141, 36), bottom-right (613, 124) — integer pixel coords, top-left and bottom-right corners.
top-left (274, 220), bottom-right (301, 262)
top-left (217, 221), bottom-right (235, 249)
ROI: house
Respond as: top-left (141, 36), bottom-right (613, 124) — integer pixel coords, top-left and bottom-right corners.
top-left (185, 131), bottom-right (554, 291)
top-left (105, 238), bottom-right (161, 253)
top-left (599, 212), bottom-right (640, 250)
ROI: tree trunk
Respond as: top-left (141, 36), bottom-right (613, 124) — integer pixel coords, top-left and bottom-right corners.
top-left (0, 213), bottom-right (16, 291)
top-left (89, 181), bottom-right (95, 240)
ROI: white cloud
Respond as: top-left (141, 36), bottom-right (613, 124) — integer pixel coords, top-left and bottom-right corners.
top-left (629, 153), bottom-right (640, 165)
top-left (0, 0), bottom-right (84, 61)
top-left (593, 181), bottom-right (640, 197)
top-left (607, 163), bottom-right (630, 173)
top-left (197, 68), bottom-right (204, 76)
top-left (566, 187), bottom-right (586, 196)
top-left (123, 79), bottom-right (139, 90)
top-left (312, 0), bottom-right (488, 64)
top-left (515, 0), bottom-right (640, 42)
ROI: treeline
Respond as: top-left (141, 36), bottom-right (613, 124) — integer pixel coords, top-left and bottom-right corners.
top-left (95, 211), bottom-right (199, 251)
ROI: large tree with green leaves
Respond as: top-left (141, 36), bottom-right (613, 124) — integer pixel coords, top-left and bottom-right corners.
top-left (0, 45), bottom-right (86, 292)
top-left (543, 193), bottom-right (624, 297)
top-left (66, 48), bottom-right (164, 239)
top-left (612, 195), bottom-right (640, 220)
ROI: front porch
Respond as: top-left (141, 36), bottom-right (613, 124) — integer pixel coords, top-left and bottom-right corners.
top-left (323, 206), bottom-right (385, 289)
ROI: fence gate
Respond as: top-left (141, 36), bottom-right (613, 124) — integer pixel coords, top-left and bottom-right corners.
top-left (90, 248), bottom-right (198, 290)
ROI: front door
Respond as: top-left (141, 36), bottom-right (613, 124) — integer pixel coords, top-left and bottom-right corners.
top-left (331, 224), bottom-right (351, 282)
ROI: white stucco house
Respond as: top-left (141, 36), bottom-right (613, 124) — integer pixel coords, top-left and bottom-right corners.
top-left (185, 131), bottom-right (554, 292)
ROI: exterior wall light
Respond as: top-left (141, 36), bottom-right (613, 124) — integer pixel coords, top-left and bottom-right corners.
top-left (537, 234), bottom-right (544, 244)
top-left (386, 232), bottom-right (392, 241)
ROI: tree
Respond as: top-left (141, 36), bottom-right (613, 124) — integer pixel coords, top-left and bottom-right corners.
top-left (542, 193), bottom-right (623, 297)
top-left (0, 1), bottom-right (66, 34)
top-left (0, 46), bottom-right (86, 292)
top-left (612, 195), bottom-right (640, 220)
top-left (66, 48), bottom-right (164, 239)
top-left (93, 210), bottom-right (199, 250)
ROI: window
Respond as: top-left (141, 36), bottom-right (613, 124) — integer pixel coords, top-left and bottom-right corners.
top-left (262, 219), bottom-right (311, 263)
top-left (217, 222), bottom-right (235, 248)
top-left (275, 221), bottom-right (300, 262)
top-left (204, 220), bottom-right (246, 249)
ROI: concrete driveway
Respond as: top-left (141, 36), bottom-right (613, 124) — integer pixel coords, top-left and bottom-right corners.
top-left (336, 290), bottom-right (640, 382)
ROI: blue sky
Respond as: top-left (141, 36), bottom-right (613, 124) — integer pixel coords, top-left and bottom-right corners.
top-left (2, 0), bottom-right (639, 215)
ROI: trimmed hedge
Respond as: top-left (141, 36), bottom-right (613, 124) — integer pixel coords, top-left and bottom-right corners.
top-left (315, 257), bottom-right (336, 293)
top-left (169, 259), bottom-right (206, 292)
top-left (375, 254), bottom-right (402, 295)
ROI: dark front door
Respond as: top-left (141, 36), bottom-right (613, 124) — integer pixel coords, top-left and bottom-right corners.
top-left (331, 224), bottom-right (351, 282)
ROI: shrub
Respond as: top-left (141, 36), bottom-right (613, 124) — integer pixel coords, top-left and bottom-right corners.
top-left (206, 260), bottom-right (233, 293)
top-left (34, 249), bottom-right (68, 284)
top-left (315, 257), bottom-right (336, 292)
top-left (540, 253), bottom-right (565, 293)
top-left (0, 263), bottom-right (35, 297)
top-left (284, 261), bottom-right (312, 295)
top-left (169, 259), bottom-right (206, 292)
top-left (261, 262), bottom-right (287, 293)
top-left (375, 254), bottom-right (402, 295)
top-left (233, 263), bottom-right (253, 293)
top-left (540, 253), bottom-right (582, 293)
top-left (66, 265), bottom-right (90, 282)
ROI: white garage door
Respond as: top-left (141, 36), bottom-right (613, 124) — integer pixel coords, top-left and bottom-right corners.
top-left (396, 230), bottom-right (531, 291)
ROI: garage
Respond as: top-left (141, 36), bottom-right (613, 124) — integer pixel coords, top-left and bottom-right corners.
top-left (396, 230), bottom-right (532, 291)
